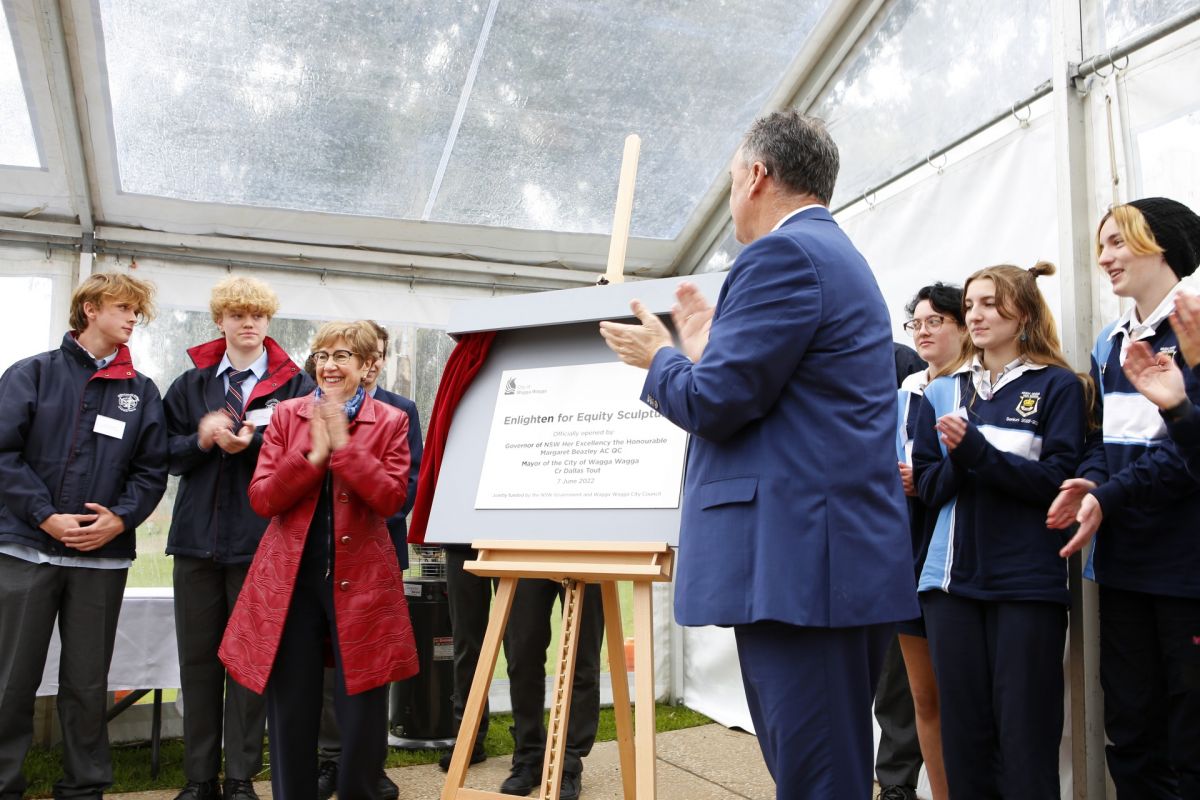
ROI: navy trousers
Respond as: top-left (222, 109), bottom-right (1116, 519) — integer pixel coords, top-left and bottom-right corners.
top-left (922, 591), bottom-right (1066, 800)
top-left (1099, 585), bottom-right (1200, 799)
top-left (733, 620), bottom-right (891, 800)
top-left (265, 555), bottom-right (388, 800)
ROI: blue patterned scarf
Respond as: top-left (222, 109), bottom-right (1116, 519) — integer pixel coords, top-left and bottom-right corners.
top-left (315, 385), bottom-right (366, 420)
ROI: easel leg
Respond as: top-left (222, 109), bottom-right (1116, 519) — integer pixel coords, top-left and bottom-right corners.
top-left (633, 582), bottom-right (657, 798)
top-left (441, 576), bottom-right (517, 800)
top-left (538, 579), bottom-right (585, 800)
top-left (602, 582), bottom-right (636, 800)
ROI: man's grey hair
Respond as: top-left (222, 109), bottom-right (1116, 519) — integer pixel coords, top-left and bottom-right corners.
top-left (740, 110), bottom-right (839, 205)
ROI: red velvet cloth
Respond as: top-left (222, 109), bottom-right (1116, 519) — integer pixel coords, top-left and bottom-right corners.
top-left (408, 330), bottom-right (496, 543)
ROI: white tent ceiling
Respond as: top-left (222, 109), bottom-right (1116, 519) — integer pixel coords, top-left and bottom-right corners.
top-left (7, 0), bottom-right (1186, 290)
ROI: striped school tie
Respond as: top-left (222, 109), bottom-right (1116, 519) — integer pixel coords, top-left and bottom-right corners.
top-left (223, 368), bottom-right (253, 428)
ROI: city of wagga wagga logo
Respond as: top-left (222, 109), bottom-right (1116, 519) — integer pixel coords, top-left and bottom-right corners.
top-left (117, 393), bottom-right (140, 412)
top-left (1015, 391), bottom-right (1040, 418)
top-left (504, 378), bottom-right (517, 395)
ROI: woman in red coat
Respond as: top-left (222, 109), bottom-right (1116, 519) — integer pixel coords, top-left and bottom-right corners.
top-left (220, 321), bottom-right (417, 800)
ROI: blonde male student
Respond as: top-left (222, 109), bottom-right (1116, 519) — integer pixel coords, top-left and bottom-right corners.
top-left (163, 276), bottom-right (311, 800)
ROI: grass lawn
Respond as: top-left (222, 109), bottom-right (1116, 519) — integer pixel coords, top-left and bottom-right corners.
top-left (21, 704), bottom-right (712, 797)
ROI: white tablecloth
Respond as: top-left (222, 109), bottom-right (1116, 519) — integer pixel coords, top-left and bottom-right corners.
top-left (37, 587), bottom-right (179, 695)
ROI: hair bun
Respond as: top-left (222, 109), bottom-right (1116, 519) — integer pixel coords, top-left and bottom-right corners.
top-left (1028, 260), bottom-right (1056, 278)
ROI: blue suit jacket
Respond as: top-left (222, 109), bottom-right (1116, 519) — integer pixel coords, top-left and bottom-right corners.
top-left (644, 207), bottom-right (918, 628)
top-left (373, 386), bottom-right (423, 570)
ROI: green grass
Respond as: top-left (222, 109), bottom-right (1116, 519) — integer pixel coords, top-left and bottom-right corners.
top-left (21, 703), bottom-right (712, 796)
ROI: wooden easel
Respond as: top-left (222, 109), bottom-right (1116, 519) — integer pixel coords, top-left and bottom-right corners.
top-left (439, 540), bottom-right (674, 800)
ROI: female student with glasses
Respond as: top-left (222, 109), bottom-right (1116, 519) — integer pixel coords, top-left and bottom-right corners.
top-left (891, 282), bottom-right (969, 800)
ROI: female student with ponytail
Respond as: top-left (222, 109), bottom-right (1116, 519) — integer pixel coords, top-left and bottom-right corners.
top-left (893, 282), bottom-right (968, 800)
top-left (1048, 197), bottom-right (1200, 797)
top-left (911, 262), bottom-right (1089, 799)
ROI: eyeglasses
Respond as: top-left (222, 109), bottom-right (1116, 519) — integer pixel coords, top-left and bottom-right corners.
top-left (903, 315), bottom-right (947, 334)
top-left (311, 350), bottom-right (355, 366)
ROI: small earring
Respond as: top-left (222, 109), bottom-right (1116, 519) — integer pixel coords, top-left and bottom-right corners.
top-left (1019, 330), bottom-right (1028, 342)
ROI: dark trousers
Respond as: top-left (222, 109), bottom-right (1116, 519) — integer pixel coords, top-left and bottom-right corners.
top-left (315, 666), bottom-right (395, 770)
top-left (1099, 585), bottom-right (1200, 799)
top-left (734, 620), bottom-right (891, 800)
top-left (266, 560), bottom-right (387, 800)
top-left (173, 557), bottom-right (266, 782)
top-left (317, 668), bottom-right (341, 762)
top-left (445, 547), bottom-right (494, 745)
top-left (0, 555), bottom-right (126, 800)
top-left (922, 592), bottom-right (1066, 800)
top-left (873, 635), bottom-right (922, 788)
top-left (505, 579), bottom-right (604, 776)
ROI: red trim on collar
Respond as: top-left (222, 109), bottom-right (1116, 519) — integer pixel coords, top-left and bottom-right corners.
top-left (186, 336), bottom-right (302, 405)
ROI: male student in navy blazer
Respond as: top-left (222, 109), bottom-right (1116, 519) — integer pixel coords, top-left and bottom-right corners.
top-left (601, 110), bottom-right (917, 799)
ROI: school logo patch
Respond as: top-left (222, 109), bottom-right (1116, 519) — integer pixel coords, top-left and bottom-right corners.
top-left (1159, 345), bottom-right (1178, 358)
top-left (116, 393), bottom-right (140, 412)
top-left (1016, 391), bottom-right (1041, 418)
top-left (266, 398), bottom-right (280, 409)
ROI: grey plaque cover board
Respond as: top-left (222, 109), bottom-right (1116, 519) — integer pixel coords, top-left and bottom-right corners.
top-left (425, 271), bottom-right (728, 545)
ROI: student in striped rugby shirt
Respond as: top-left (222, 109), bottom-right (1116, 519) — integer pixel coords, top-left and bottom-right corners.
top-left (1049, 198), bottom-right (1200, 797)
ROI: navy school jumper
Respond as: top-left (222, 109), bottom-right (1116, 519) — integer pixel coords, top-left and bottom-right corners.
top-left (1080, 320), bottom-right (1200, 600)
top-left (1161, 362), bottom-right (1200, 476)
top-left (913, 364), bottom-right (1087, 605)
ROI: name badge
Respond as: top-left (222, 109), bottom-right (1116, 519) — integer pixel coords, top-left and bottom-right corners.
top-left (94, 414), bottom-right (126, 439)
top-left (245, 407), bottom-right (273, 428)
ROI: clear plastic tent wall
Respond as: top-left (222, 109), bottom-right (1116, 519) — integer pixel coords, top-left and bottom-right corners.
top-left (4, 1), bottom-right (1200, 795)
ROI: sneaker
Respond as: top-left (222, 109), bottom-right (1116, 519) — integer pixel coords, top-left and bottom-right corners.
top-left (222, 779), bottom-right (258, 800)
top-left (499, 762), bottom-right (540, 796)
top-left (879, 786), bottom-right (918, 800)
top-left (378, 772), bottom-right (400, 800)
top-left (438, 742), bottom-right (488, 772)
top-left (173, 780), bottom-right (222, 800)
top-left (559, 771), bottom-right (581, 800)
top-left (316, 760), bottom-right (338, 800)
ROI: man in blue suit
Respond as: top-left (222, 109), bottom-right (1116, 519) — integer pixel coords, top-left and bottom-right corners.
top-left (600, 110), bottom-right (917, 799)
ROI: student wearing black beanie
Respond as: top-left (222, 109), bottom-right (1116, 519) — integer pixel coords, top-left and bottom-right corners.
top-left (1127, 196), bottom-right (1200, 279)
top-left (1048, 197), bottom-right (1200, 797)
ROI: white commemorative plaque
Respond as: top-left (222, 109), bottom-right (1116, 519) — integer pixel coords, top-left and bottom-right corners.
top-left (474, 362), bottom-right (688, 509)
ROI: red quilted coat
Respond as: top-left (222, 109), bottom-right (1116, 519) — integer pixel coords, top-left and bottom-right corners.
top-left (219, 393), bottom-right (419, 695)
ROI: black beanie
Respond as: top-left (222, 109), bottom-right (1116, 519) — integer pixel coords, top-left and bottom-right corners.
top-left (1127, 197), bottom-right (1200, 279)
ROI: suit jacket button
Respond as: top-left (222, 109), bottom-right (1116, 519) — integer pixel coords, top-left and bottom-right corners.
top-left (337, 492), bottom-right (349, 503)
top-left (339, 580), bottom-right (351, 591)
top-left (341, 535), bottom-right (352, 545)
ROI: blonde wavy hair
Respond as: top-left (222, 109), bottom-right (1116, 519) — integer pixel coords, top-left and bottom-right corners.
top-left (209, 276), bottom-right (280, 323)
top-left (69, 272), bottom-right (157, 331)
